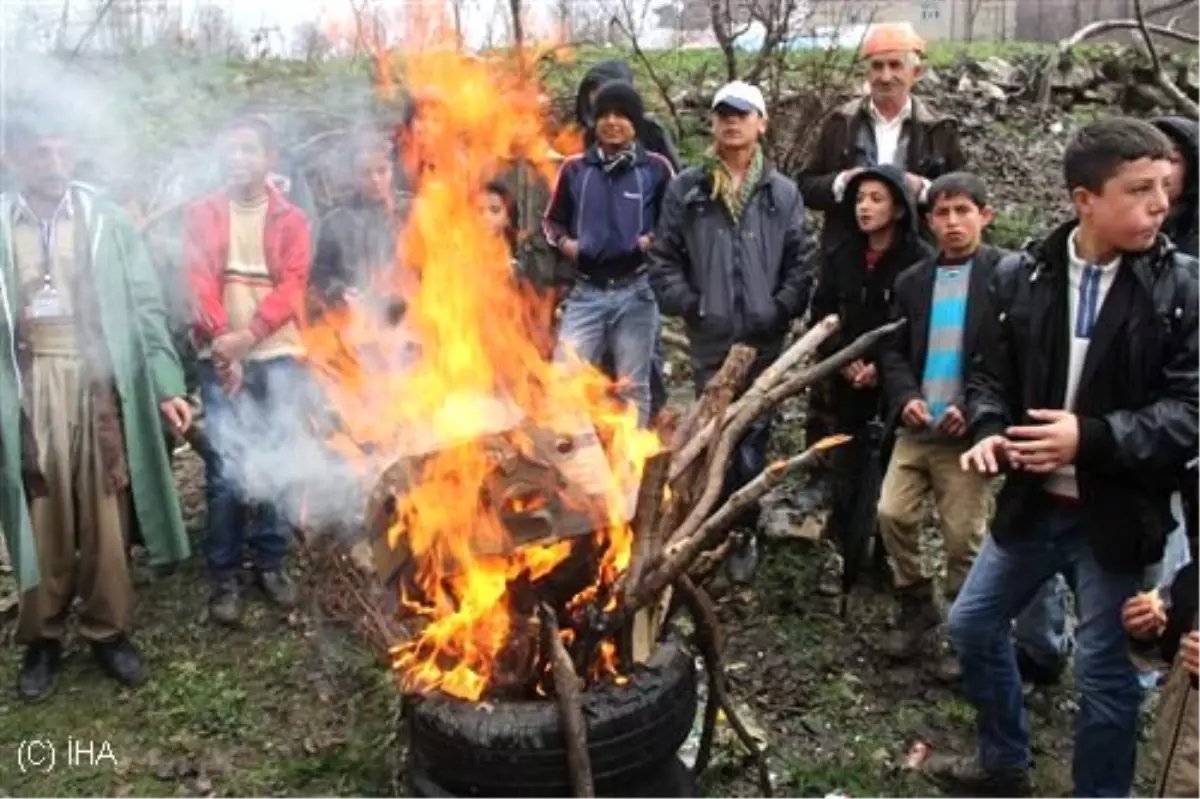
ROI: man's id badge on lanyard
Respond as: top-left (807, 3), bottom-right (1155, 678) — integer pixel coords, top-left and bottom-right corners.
top-left (27, 279), bottom-right (66, 320)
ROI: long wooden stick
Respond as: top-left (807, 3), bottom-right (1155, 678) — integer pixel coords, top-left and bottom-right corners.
top-left (540, 603), bottom-right (595, 798)
top-left (676, 576), bottom-right (773, 797)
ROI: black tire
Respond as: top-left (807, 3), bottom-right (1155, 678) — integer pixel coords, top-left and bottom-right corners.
top-left (408, 637), bottom-right (697, 797)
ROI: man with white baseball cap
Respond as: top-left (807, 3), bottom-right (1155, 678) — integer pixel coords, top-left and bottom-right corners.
top-left (712, 81), bottom-right (767, 117)
top-left (650, 79), bottom-right (816, 583)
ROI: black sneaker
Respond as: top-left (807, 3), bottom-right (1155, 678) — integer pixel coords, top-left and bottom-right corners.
top-left (256, 570), bottom-right (298, 608)
top-left (17, 639), bottom-right (62, 701)
top-left (91, 635), bottom-right (149, 688)
top-left (209, 579), bottom-right (241, 626)
top-left (922, 753), bottom-right (1032, 797)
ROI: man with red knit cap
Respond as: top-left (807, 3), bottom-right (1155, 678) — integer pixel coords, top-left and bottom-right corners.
top-left (795, 22), bottom-right (967, 556)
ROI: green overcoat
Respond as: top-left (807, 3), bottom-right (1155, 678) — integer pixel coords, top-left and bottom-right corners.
top-left (0, 184), bottom-right (191, 591)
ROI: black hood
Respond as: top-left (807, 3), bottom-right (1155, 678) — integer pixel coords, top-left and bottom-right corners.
top-left (575, 60), bottom-right (635, 127)
top-left (1153, 116), bottom-right (1199, 202)
top-left (1152, 116), bottom-right (1199, 256)
top-left (840, 164), bottom-right (921, 245)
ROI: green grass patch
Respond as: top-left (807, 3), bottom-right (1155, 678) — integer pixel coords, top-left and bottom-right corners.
top-left (0, 563), bottom-right (402, 797)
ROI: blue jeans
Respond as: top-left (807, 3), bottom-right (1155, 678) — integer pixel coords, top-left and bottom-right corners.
top-left (200, 356), bottom-right (305, 581)
top-left (1015, 494), bottom-right (1193, 680)
top-left (947, 504), bottom-right (1143, 796)
top-left (555, 274), bottom-right (658, 427)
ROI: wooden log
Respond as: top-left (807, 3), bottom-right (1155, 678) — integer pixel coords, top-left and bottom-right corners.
top-left (623, 452), bottom-right (672, 665)
top-left (540, 603), bottom-right (595, 798)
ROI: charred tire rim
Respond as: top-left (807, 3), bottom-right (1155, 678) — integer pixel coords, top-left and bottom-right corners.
top-left (407, 637), bottom-right (697, 797)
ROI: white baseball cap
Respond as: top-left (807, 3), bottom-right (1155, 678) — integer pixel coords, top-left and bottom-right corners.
top-left (712, 81), bottom-right (767, 116)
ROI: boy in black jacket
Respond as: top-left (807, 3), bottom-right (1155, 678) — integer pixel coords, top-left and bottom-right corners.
top-left (876, 172), bottom-right (1001, 664)
top-left (927, 118), bottom-right (1199, 797)
top-left (809, 164), bottom-right (933, 594)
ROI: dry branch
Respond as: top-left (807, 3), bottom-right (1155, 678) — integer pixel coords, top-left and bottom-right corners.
top-left (540, 603), bottom-right (595, 798)
top-left (1041, 14), bottom-right (1200, 114)
top-left (688, 534), bottom-right (740, 587)
top-left (677, 576), bottom-right (772, 797)
top-left (670, 318), bottom-right (837, 482)
top-left (627, 437), bottom-right (845, 612)
top-left (660, 345), bottom-right (757, 537)
top-left (1060, 17), bottom-right (1199, 48)
top-left (1134, 0), bottom-right (1200, 117)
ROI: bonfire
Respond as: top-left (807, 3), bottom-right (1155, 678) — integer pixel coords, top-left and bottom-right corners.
top-left (299, 26), bottom-right (898, 798)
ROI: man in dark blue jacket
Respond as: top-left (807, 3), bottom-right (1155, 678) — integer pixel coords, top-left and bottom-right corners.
top-left (650, 81), bottom-right (815, 580)
top-left (544, 80), bottom-right (674, 426)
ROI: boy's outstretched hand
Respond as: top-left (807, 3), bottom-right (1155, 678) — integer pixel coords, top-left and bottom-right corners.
top-left (1121, 591), bottom-right (1167, 640)
top-left (960, 434), bottom-right (1010, 474)
top-left (1005, 409), bottom-right (1080, 473)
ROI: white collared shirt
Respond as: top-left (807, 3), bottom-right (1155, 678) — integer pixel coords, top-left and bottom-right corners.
top-left (832, 97), bottom-right (929, 203)
top-left (1045, 227), bottom-right (1121, 499)
top-left (867, 96), bottom-right (912, 168)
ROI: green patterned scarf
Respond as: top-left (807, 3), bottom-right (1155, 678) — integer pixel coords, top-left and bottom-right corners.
top-left (702, 146), bottom-right (764, 224)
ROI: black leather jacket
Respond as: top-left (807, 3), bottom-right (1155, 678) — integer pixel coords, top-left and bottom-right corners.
top-left (966, 222), bottom-right (1199, 573)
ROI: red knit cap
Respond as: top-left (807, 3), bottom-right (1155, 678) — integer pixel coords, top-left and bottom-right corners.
top-left (861, 23), bottom-right (926, 59)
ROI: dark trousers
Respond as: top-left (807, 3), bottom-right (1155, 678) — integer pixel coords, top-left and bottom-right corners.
top-left (200, 357), bottom-right (302, 582)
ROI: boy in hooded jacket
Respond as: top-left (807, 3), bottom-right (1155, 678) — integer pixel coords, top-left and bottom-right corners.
top-left (809, 164), bottom-right (933, 595)
top-left (1151, 116), bottom-right (1198, 258)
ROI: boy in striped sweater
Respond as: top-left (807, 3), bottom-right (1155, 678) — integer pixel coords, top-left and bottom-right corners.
top-left (876, 173), bottom-right (1004, 666)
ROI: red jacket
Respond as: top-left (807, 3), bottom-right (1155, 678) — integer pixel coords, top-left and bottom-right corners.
top-left (184, 186), bottom-right (310, 344)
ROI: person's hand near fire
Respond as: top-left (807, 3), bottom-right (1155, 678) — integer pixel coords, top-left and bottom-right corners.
top-left (212, 328), bottom-right (255, 394)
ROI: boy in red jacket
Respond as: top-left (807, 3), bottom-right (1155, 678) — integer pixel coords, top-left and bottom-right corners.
top-left (185, 114), bottom-right (310, 625)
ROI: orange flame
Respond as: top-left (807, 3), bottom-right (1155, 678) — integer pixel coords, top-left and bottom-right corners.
top-left (302, 29), bottom-right (660, 700)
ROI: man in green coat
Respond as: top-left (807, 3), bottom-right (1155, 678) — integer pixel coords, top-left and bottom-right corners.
top-left (0, 114), bottom-right (194, 699)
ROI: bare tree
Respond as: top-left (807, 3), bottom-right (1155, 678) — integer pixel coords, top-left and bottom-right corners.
top-left (962, 0), bottom-right (986, 42)
top-left (292, 21), bottom-right (333, 62)
top-left (193, 3), bottom-right (240, 57)
top-left (509, 0), bottom-right (525, 51)
top-left (450, 0), bottom-right (467, 50)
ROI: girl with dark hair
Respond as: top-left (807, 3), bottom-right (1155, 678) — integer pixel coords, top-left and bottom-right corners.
top-left (481, 180), bottom-right (557, 358)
